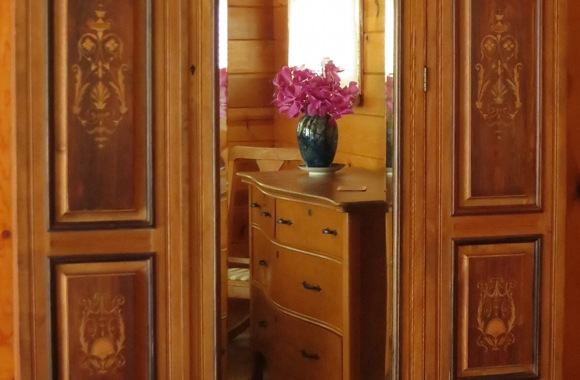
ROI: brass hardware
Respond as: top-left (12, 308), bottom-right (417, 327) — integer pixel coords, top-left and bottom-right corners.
top-left (251, 202), bottom-right (261, 208)
top-left (261, 211), bottom-right (271, 217)
top-left (302, 281), bottom-right (321, 292)
top-left (300, 349), bottom-right (320, 360)
top-left (322, 227), bottom-right (338, 236)
top-left (277, 218), bottom-right (293, 226)
top-left (259, 260), bottom-right (267, 266)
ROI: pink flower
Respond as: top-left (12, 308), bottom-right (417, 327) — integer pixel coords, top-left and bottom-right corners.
top-left (273, 59), bottom-right (360, 121)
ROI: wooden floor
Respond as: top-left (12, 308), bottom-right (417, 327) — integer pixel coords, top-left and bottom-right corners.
top-left (227, 297), bottom-right (252, 380)
top-left (227, 328), bottom-right (251, 380)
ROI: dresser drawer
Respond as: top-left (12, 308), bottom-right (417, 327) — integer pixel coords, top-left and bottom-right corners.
top-left (271, 246), bottom-right (342, 330)
top-left (272, 311), bottom-right (343, 380)
top-left (251, 286), bottom-right (275, 355)
top-left (249, 187), bottom-right (275, 237)
top-left (275, 199), bottom-right (345, 259)
top-left (250, 227), bottom-right (275, 290)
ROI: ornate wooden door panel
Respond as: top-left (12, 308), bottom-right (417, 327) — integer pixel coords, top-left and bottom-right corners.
top-left (52, 256), bottom-right (154, 379)
top-left (15, 0), bottom-right (198, 378)
top-left (451, 3), bottom-right (545, 378)
top-left (52, 0), bottom-right (152, 228)
top-left (402, 0), bottom-right (565, 378)
top-left (454, 238), bottom-right (541, 378)
top-left (455, 0), bottom-right (541, 214)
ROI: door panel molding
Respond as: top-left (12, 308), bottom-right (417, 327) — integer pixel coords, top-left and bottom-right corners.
top-left (454, 0), bottom-right (542, 215)
top-left (453, 236), bottom-right (541, 379)
top-left (50, 0), bottom-right (153, 230)
top-left (50, 254), bottom-right (155, 380)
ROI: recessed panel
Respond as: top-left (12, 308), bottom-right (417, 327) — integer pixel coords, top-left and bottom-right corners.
top-left (51, 0), bottom-right (152, 229)
top-left (455, 0), bottom-right (541, 214)
top-left (454, 238), bottom-right (540, 379)
top-left (51, 255), bottom-right (155, 380)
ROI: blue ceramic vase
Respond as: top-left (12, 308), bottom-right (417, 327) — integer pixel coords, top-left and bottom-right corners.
top-left (296, 114), bottom-right (338, 167)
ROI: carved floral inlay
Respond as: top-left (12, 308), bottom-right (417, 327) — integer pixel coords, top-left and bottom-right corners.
top-left (79, 293), bottom-right (127, 374)
top-left (476, 277), bottom-right (516, 352)
top-left (72, 4), bottom-right (129, 148)
top-left (475, 10), bottom-right (523, 128)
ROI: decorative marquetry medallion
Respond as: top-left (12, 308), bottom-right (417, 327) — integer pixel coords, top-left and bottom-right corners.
top-left (454, 238), bottom-right (540, 379)
top-left (72, 5), bottom-right (129, 149)
top-left (52, 256), bottom-right (154, 380)
top-left (476, 277), bottom-right (516, 352)
top-left (52, 0), bottom-right (153, 228)
top-left (475, 11), bottom-right (523, 130)
top-left (455, 0), bottom-right (541, 214)
top-left (79, 293), bottom-right (127, 375)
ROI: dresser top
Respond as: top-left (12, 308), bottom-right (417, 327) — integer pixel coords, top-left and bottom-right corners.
top-left (238, 167), bottom-right (391, 212)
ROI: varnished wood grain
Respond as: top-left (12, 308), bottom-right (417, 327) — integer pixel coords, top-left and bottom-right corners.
top-left (239, 167), bottom-right (389, 211)
top-left (564, 0), bottom-right (580, 376)
top-left (0, 0), bottom-right (15, 378)
top-left (454, 239), bottom-right (540, 378)
top-left (454, 0), bottom-right (541, 214)
top-left (404, 0), bottom-right (567, 379)
top-left (15, 0), bottom-right (196, 378)
top-left (52, 0), bottom-right (153, 228)
top-left (52, 256), bottom-right (154, 380)
top-left (245, 169), bottom-right (387, 379)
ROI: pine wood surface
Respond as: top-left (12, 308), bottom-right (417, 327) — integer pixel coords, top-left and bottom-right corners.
top-left (239, 167), bottom-right (390, 212)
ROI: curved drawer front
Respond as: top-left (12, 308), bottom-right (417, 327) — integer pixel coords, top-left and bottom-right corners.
top-left (249, 187), bottom-right (275, 237)
top-left (272, 311), bottom-right (343, 380)
top-left (251, 286), bottom-right (275, 355)
top-left (271, 246), bottom-right (342, 331)
top-left (275, 199), bottom-right (345, 259)
top-left (250, 227), bottom-right (275, 290)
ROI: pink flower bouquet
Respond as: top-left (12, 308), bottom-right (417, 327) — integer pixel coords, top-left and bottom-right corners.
top-left (273, 59), bottom-right (360, 121)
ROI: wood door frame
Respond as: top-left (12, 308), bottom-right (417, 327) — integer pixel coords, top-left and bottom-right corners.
top-left (188, 0), bottom-right (220, 378)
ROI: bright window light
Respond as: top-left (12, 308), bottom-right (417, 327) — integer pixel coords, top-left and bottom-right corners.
top-left (218, 0), bottom-right (228, 69)
top-left (384, 0), bottom-right (395, 76)
top-left (288, 0), bottom-right (360, 86)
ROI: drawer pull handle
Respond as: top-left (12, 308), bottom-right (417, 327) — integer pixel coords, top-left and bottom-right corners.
top-left (277, 218), bottom-right (293, 226)
top-left (322, 227), bottom-right (338, 236)
top-left (300, 349), bottom-right (320, 360)
top-left (251, 202), bottom-right (261, 209)
top-left (302, 281), bottom-right (322, 292)
top-left (259, 259), bottom-right (267, 266)
top-left (258, 320), bottom-right (268, 328)
top-left (261, 211), bottom-right (271, 218)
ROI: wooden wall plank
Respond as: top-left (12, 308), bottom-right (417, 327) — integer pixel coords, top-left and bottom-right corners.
top-left (228, 41), bottom-right (276, 73)
top-left (227, 75), bottom-right (275, 109)
top-left (227, 107), bottom-right (276, 122)
top-left (228, 7), bottom-right (273, 40)
top-left (230, 0), bottom-right (271, 6)
top-left (227, 120), bottom-right (276, 143)
top-left (364, 32), bottom-right (386, 74)
top-left (364, 0), bottom-right (385, 33)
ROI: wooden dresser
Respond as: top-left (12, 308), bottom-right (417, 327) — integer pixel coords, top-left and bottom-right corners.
top-left (239, 167), bottom-right (388, 380)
